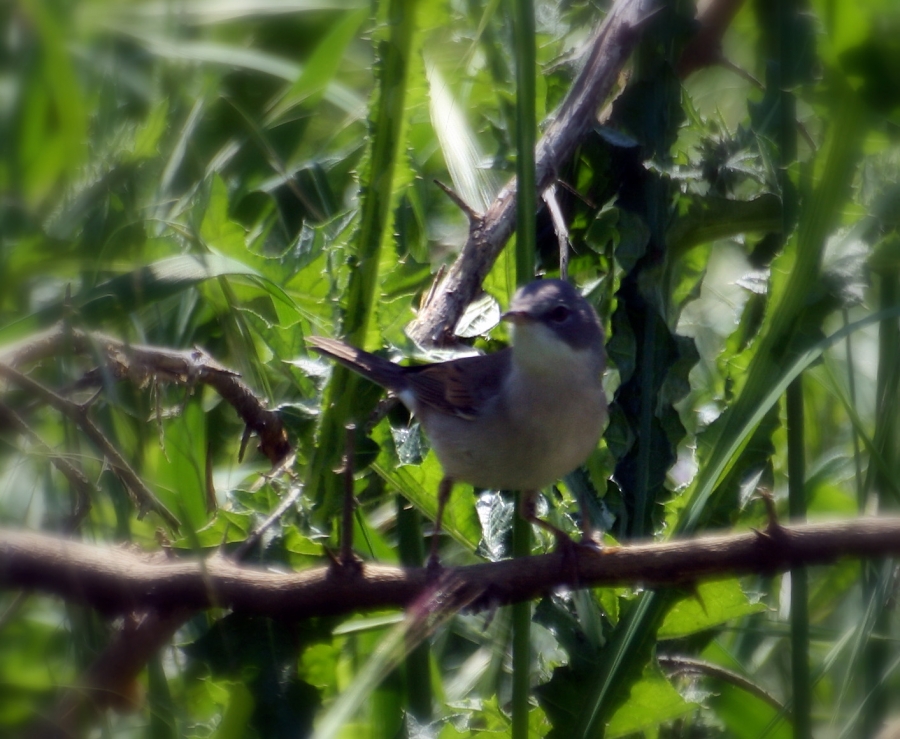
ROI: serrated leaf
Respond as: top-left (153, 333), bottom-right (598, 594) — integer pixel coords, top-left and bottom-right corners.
top-left (606, 667), bottom-right (695, 738)
top-left (658, 580), bottom-right (766, 640)
top-left (667, 194), bottom-right (782, 255)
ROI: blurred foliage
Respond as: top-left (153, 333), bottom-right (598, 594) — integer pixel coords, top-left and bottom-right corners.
top-left (2, 0), bottom-right (900, 737)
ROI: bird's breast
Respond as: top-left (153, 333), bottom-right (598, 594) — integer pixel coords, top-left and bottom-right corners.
top-left (419, 361), bottom-right (606, 491)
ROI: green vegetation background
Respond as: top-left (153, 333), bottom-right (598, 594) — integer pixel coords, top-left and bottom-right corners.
top-left (1, 0), bottom-right (900, 736)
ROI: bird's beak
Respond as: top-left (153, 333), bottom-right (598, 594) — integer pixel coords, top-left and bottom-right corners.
top-left (501, 310), bottom-right (536, 325)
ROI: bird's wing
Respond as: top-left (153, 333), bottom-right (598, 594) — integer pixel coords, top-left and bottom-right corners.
top-left (405, 348), bottom-right (511, 419)
top-left (307, 336), bottom-right (407, 392)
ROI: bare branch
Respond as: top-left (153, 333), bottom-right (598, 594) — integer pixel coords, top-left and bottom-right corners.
top-left (4, 517), bottom-right (900, 620)
top-left (1, 325), bottom-right (291, 464)
top-left (0, 402), bottom-right (94, 528)
top-left (543, 184), bottom-right (570, 280)
top-left (0, 363), bottom-right (181, 530)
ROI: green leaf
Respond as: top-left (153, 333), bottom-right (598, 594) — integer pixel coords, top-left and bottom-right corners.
top-left (16, 0), bottom-right (87, 206)
top-left (606, 667), bottom-right (695, 738)
top-left (268, 7), bottom-right (370, 123)
top-left (212, 682), bottom-right (256, 739)
top-left (658, 580), bottom-right (766, 640)
top-left (130, 99), bottom-right (170, 161)
top-left (371, 418), bottom-right (481, 552)
top-left (711, 683), bottom-right (792, 739)
top-left (174, 510), bottom-right (254, 549)
top-left (426, 60), bottom-right (502, 213)
top-left (147, 399), bottom-right (210, 533)
top-left (0, 254), bottom-right (261, 342)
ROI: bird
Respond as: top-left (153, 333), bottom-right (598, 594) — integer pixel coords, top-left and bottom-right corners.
top-left (309, 278), bottom-right (607, 566)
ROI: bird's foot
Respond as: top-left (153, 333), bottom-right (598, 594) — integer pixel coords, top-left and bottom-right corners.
top-left (324, 546), bottom-right (364, 579)
top-left (551, 532), bottom-right (584, 586)
top-left (578, 528), bottom-right (605, 551)
top-left (425, 553), bottom-right (444, 580)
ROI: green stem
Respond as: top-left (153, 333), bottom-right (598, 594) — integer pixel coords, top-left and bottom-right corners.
top-left (842, 308), bottom-right (864, 510)
top-left (786, 378), bottom-right (810, 739)
top-left (634, 309), bottom-right (657, 536)
top-left (307, 0), bottom-right (420, 523)
top-left (510, 0), bottom-right (536, 733)
top-left (512, 495), bottom-right (531, 739)
top-left (512, 0), bottom-right (536, 285)
top-left (861, 270), bottom-right (899, 736)
top-left (396, 498), bottom-right (432, 722)
top-left (773, 0), bottom-right (810, 730)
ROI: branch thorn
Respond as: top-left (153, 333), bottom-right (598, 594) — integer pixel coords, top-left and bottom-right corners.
top-left (433, 179), bottom-right (481, 223)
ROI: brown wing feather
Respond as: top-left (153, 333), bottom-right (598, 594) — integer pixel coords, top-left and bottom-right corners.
top-left (311, 336), bottom-right (511, 419)
top-left (405, 348), bottom-right (510, 419)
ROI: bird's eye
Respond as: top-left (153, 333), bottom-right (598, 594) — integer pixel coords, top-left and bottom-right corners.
top-left (547, 305), bottom-right (571, 323)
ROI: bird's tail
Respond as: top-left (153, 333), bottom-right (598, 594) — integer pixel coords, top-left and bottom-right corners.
top-left (307, 336), bottom-right (407, 391)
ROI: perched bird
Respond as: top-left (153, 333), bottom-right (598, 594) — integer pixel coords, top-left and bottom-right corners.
top-left (309, 279), bottom-right (606, 565)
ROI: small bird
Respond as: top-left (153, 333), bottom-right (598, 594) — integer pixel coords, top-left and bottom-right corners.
top-left (309, 279), bottom-right (606, 566)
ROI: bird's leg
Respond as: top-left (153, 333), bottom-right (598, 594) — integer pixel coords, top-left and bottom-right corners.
top-left (574, 483), bottom-right (599, 546)
top-left (522, 490), bottom-right (582, 584)
top-left (521, 490), bottom-right (577, 548)
top-left (427, 476), bottom-right (454, 571)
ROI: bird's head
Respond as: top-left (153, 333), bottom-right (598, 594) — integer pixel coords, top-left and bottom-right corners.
top-left (501, 279), bottom-right (604, 377)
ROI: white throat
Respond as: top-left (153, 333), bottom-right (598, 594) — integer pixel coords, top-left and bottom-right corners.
top-left (510, 322), bottom-right (598, 380)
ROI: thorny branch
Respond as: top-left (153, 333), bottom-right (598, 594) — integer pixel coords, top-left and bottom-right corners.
top-left (407, 0), bottom-right (752, 346)
top-left (0, 2), bottom-right (757, 733)
top-left (1, 324), bottom-right (297, 735)
top-left (406, 0), bottom-right (657, 345)
top-left (0, 362), bottom-right (182, 529)
top-left (4, 517), bottom-right (900, 620)
top-left (1, 324), bottom-right (291, 465)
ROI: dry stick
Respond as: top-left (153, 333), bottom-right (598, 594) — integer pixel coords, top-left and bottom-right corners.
top-left (0, 363), bottom-right (181, 530)
top-left (101, 339), bottom-right (290, 464)
top-left (0, 325), bottom-right (291, 465)
top-left (543, 184), bottom-right (570, 281)
top-left (1, 327), bottom-right (295, 733)
top-left (5, 517), bottom-right (900, 620)
top-left (407, 0), bottom-right (656, 346)
top-left (0, 402), bottom-right (94, 528)
top-left (658, 655), bottom-right (784, 712)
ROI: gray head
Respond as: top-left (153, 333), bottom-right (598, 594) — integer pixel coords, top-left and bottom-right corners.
top-left (503, 279), bottom-right (604, 353)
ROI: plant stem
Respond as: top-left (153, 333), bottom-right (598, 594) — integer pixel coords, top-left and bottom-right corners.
top-left (511, 0), bottom-right (536, 733)
top-left (512, 0), bottom-right (536, 286)
top-left (397, 498), bottom-right (432, 722)
top-left (787, 377), bottom-right (810, 739)
top-left (512, 495), bottom-right (531, 739)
